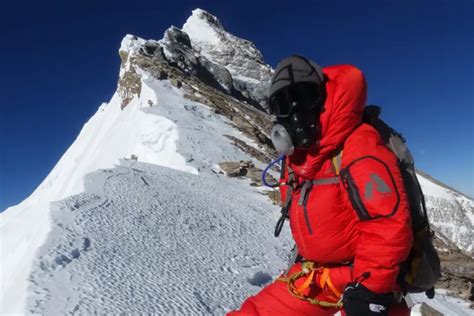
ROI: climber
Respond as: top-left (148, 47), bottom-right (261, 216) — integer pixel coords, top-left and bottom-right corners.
top-left (228, 56), bottom-right (413, 316)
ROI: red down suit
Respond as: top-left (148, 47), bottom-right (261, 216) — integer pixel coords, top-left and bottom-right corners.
top-left (229, 65), bottom-right (413, 315)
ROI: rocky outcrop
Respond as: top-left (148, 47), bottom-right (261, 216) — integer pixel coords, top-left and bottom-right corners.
top-left (117, 35), bottom-right (146, 109)
top-left (117, 63), bottom-right (141, 110)
top-left (218, 160), bottom-right (277, 187)
top-left (117, 9), bottom-right (272, 111)
top-left (434, 238), bottom-right (474, 301)
top-left (218, 161), bottom-right (246, 177)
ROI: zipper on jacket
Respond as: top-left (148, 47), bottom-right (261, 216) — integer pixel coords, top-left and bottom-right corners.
top-left (298, 181), bottom-right (314, 234)
top-left (340, 168), bottom-right (371, 221)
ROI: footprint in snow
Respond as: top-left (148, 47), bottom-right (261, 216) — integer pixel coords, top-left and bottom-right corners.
top-left (247, 271), bottom-right (272, 287)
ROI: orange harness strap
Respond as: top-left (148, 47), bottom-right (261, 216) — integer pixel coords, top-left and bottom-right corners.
top-left (295, 269), bottom-right (316, 294)
top-left (319, 268), bottom-right (342, 299)
top-left (277, 261), bottom-right (344, 308)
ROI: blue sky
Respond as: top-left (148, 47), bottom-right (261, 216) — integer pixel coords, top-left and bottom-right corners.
top-left (1, 0), bottom-right (473, 210)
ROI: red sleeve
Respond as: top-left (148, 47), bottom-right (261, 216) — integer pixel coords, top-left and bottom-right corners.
top-left (342, 125), bottom-right (413, 293)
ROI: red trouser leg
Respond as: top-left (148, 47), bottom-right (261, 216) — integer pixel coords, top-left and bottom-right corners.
top-left (227, 278), bottom-right (339, 316)
top-left (228, 262), bottom-right (410, 316)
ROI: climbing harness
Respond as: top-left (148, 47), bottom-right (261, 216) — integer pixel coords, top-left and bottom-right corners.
top-left (277, 261), bottom-right (344, 308)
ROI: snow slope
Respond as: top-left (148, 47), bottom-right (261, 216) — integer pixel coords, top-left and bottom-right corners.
top-left (0, 82), bottom-right (197, 314)
top-left (418, 173), bottom-right (474, 255)
top-left (26, 161), bottom-right (292, 314)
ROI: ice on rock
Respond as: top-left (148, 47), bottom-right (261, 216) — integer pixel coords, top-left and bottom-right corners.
top-left (119, 34), bottom-right (146, 55)
top-left (182, 9), bottom-right (273, 106)
top-left (182, 9), bottom-right (222, 46)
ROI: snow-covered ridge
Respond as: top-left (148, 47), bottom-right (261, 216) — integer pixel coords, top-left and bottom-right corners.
top-left (417, 173), bottom-right (474, 255)
top-left (0, 80), bottom-right (200, 314)
top-left (120, 34), bottom-right (147, 56)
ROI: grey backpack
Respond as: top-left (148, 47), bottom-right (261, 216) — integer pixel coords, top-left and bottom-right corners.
top-left (362, 105), bottom-right (441, 298)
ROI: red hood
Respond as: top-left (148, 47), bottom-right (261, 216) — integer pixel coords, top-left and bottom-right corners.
top-left (288, 64), bottom-right (367, 179)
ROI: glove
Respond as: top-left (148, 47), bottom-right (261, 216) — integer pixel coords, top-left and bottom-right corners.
top-left (343, 282), bottom-right (394, 316)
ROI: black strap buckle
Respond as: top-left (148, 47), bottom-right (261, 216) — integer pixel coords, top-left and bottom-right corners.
top-left (274, 207), bottom-right (288, 237)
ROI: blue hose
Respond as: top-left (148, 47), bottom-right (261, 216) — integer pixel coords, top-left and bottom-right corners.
top-left (262, 155), bottom-right (285, 188)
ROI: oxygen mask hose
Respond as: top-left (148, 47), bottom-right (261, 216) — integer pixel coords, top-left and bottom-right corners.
top-left (262, 155), bottom-right (285, 188)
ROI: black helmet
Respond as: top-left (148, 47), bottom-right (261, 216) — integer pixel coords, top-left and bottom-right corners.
top-left (268, 55), bottom-right (325, 117)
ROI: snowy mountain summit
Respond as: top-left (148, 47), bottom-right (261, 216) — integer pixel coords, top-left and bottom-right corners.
top-left (182, 9), bottom-right (273, 105)
top-left (118, 8), bottom-right (273, 110)
top-left (1, 8), bottom-right (473, 315)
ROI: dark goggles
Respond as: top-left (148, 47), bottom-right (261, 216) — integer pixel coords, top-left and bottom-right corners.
top-left (268, 82), bottom-right (321, 118)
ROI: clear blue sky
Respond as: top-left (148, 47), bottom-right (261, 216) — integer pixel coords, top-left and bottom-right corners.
top-left (1, 0), bottom-right (473, 210)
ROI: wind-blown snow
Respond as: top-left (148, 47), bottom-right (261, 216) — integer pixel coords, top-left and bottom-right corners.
top-left (418, 173), bottom-right (455, 201)
top-left (26, 161), bottom-right (292, 314)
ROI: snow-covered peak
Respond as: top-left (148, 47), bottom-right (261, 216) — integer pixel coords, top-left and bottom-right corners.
top-left (182, 9), bottom-right (273, 106)
top-left (182, 9), bottom-right (223, 46)
top-left (119, 34), bottom-right (146, 56)
top-left (182, 8), bottom-right (265, 64)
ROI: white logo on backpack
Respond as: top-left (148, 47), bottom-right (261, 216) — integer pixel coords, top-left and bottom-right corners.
top-left (369, 303), bottom-right (386, 313)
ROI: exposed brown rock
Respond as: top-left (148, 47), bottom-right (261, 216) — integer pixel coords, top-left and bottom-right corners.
top-left (218, 161), bottom-right (243, 177)
top-left (132, 52), bottom-right (277, 164)
top-left (119, 51), bottom-right (129, 65)
top-left (117, 64), bottom-right (142, 110)
top-left (266, 190), bottom-right (281, 206)
top-left (224, 135), bottom-right (273, 165)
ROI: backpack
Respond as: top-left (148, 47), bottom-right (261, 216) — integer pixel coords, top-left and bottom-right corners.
top-left (355, 105), bottom-right (441, 297)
